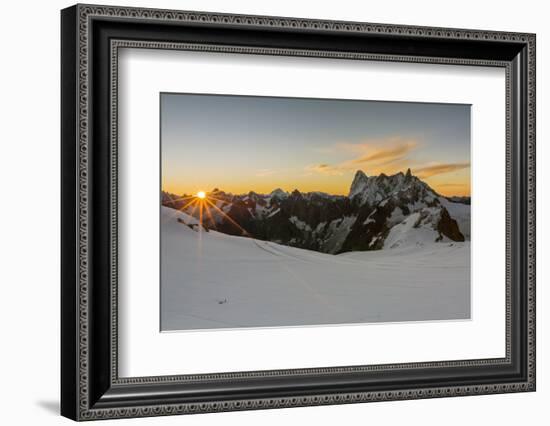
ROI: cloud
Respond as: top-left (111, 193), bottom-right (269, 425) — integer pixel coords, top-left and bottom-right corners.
top-left (305, 164), bottom-right (344, 176)
top-left (413, 163), bottom-right (470, 178)
top-left (350, 141), bottom-right (417, 165)
top-left (306, 137), bottom-right (419, 176)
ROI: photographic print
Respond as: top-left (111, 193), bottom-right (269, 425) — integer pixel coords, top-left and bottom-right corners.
top-left (160, 93), bottom-right (471, 332)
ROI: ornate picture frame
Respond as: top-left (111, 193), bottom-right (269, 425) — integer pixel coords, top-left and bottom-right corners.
top-left (61, 4), bottom-right (535, 420)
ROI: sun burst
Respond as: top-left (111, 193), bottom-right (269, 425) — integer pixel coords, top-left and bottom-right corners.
top-left (174, 189), bottom-right (249, 236)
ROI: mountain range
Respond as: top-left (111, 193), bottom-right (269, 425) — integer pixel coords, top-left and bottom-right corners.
top-left (162, 169), bottom-right (470, 254)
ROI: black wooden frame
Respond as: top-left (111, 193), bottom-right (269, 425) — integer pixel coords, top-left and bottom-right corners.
top-left (61, 4), bottom-right (536, 421)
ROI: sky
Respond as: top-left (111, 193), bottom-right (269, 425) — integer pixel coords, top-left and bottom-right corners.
top-left (161, 93), bottom-right (471, 197)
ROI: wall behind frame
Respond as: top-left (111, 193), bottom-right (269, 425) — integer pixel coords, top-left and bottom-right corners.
top-left (0, 0), bottom-right (546, 425)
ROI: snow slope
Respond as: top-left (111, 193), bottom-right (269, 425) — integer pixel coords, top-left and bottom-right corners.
top-left (161, 206), bottom-right (470, 331)
top-left (439, 197), bottom-right (471, 239)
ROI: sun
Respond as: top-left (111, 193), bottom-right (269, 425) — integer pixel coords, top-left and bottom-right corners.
top-left (174, 189), bottom-right (248, 236)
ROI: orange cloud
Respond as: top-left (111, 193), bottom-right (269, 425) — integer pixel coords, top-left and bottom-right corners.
top-left (350, 141), bottom-right (417, 165)
top-left (413, 163), bottom-right (470, 179)
top-left (307, 137), bottom-right (419, 176)
top-left (305, 163), bottom-right (344, 176)
top-left (305, 138), bottom-right (470, 197)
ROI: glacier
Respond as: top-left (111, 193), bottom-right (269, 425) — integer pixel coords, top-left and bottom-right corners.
top-left (161, 206), bottom-right (470, 331)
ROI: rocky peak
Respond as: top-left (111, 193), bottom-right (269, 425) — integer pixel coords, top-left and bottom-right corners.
top-left (290, 189), bottom-right (303, 198)
top-left (210, 188), bottom-right (229, 199)
top-left (269, 188), bottom-right (288, 200)
top-left (348, 170), bottom-right (370, 198)
top-left (349, 169), bottom-right (437, 207)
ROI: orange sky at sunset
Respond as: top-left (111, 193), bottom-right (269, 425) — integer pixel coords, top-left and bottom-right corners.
top-left (161, 94), bottom-right (471, 198)
top-left (162, 139), bottom-right (471, 197)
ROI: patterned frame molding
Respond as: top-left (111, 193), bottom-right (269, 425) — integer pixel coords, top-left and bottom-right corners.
top-left (61, 3), bottom-right (536, 421)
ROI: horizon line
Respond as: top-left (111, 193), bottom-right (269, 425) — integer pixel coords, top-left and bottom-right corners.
top-left (161, 187), bottom-right (471, 198)
top-left (162, 168), bottom-right (471, 198)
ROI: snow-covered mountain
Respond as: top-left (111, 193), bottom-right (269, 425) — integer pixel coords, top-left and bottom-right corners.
top-left (162, 170), bottom-right (470, 254)
top-left (161, 206), bottom-right (470, 331)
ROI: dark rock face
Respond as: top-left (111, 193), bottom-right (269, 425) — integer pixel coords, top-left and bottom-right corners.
top-left (437, 207), bottom-right (465, 242)
top-left (162, 170), bottom-right (470, 254)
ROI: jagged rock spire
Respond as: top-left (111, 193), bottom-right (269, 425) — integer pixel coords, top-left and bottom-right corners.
top-left (405, 168), bottom-right (412, 179)
top-left (349, 170), bottom-right (369, 198)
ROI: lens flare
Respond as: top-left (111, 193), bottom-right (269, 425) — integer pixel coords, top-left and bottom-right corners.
top-left (174, 189), bottom-right (249, 237)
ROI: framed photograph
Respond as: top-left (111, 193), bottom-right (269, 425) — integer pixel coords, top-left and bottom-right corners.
top-left (61, 4), bottom-right (536, 421)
